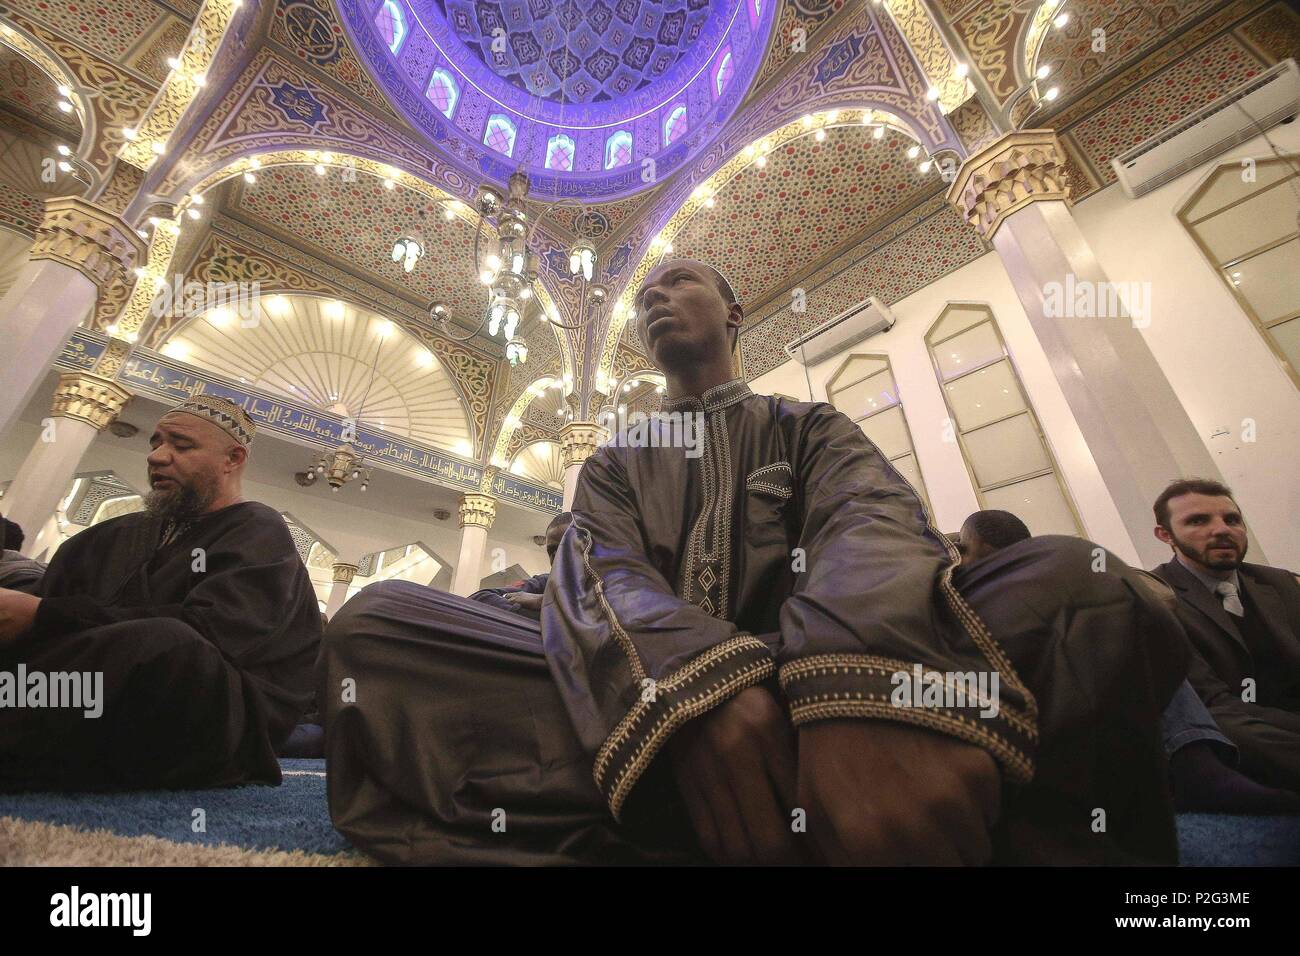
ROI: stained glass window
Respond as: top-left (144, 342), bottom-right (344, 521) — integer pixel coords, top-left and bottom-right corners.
top-left (484, 114), bottom-right (517, 157)
top-left (375, 0), bottom-right (406, 55)
top-left (604, 130), bottom-right (633, 170)
top-left (749, 0), bottom-right (762, 27)
top-left (545, 134), bottom-right (575, 171)
top-left (663, 105), bottom-right (687, 146)
top-left (426, 68), bottom-right (459, 119)
top-left (713, 50), bottom-right (733, 100)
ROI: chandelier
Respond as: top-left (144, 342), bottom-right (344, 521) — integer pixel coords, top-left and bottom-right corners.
top-left (303, 443), bottom-right (373, 493)
top-left (426, 168), bottom-right (611, 367)
top-left (300, 317), bottom-right (389, 494)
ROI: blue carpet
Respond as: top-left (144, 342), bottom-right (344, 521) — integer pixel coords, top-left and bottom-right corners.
top-left (0, 759), bottom-right (351, 856)
top-left (2, 759), bottom-right (1297, 863)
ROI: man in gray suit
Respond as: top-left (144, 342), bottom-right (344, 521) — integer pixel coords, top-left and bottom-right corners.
top-left (1152, 478), bottom-right (1300, 793)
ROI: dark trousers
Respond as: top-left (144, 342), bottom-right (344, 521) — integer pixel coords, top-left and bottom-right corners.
top-left (0, 618), bottom-right (279, 791)
top-left (320, 535), bottom-right (1188, 865)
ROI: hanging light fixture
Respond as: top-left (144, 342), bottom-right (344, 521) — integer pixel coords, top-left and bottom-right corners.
top-left (391, 236), bottom-right (424, 273)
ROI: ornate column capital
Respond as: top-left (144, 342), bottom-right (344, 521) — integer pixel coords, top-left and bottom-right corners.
top-left (50, 371), bottom-right (133, 431)
top-left (559, 421), bottom-right (609, 469)
top-left (459, 492), bottom-right (497, 530)
top-left (30, 197), bottom-right (147, 292)
top-left (330, 562), bottom-right (359, 585)
top-left (945, 129), bottom-right (1071, 241)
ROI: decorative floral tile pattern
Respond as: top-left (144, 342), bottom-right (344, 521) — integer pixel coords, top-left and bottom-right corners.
top-left (670, 124), bottom-right (948, 310)
top-left (740, 203), bottom-right (987, 378)
top-left (1069, 33), bottom-right (1263, 187)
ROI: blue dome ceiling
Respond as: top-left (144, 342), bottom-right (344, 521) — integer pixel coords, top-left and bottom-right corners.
top-left (434, 0), bottom-right (716, 105)
top-left (339, 0), bottom-right (775, 200)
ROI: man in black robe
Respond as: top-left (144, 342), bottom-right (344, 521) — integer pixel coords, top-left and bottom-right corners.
top-left (0, 396), bottom-right (320, 791)
top-left (320, 259), bottom-right (1188, 865)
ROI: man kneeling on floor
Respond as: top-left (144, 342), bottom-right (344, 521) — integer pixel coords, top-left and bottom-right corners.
top-left (320, 259), bottom-right (1188, 866)
top-left (0, 396), bottom-right (320, 791)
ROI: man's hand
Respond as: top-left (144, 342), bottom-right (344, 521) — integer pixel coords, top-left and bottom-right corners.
top-left (668, 685), bottom-right (803, 865)
top-left (798, 720), bottom-right (1001, 866)
top-left (0, 588), bottom-right (40, 645)
top-left (504, 591), bottom-right (543, 612)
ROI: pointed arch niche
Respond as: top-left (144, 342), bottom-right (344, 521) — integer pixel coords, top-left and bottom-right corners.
top-left (825, 353), bottom-right (929, 510)
top-left (926, 304), bottom-right (1081, 536)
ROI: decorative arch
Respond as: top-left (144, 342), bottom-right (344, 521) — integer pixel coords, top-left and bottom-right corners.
top-left (1176, 156), bottom-right (1300, 389)
top-left (124, 149), bottom-right (575, 453)
top-left (489, 374), bottom-right (565, 470)
top-left (0, 23), bottom-right (98, 189)
top-left (595, 106), bottom-right (942, 386)
top-left (508, 439), bottom-right (564, 490)
top-left (663, 105), bottom-right (688, 146)
top-left (925, 302), bottom-right (1082, 536)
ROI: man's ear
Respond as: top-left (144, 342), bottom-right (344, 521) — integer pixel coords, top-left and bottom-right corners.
top-left (1153, 524), bottom-right (1173, 546)
top-left (727, 300), bottom-right (744, 350)
top-left (228, 443), bottom-right (248, 471)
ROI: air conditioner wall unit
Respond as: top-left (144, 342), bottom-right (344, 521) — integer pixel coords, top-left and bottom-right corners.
top-left (783, 296), bottom-right (896, 366)
top-left (1112, 58), bottom-right (1300, 199)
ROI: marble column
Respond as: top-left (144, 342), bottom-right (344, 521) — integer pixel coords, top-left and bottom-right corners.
top-left (450, 492), bottom-right (496, 597)
top-left (0, 198), bottom-right (145, 438)
top-left (324, 562), bottom-right (360, 620)
top-left (3, 371), bottom-right (133, 556)
top-left (947, 130), bottom-right (1240, 568)
top-left (558, 421), bottom-right (608, 510)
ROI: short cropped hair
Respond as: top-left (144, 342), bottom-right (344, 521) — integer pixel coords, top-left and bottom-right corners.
top-left (1153, 478), bottom-right (1237, 530)
top-left (1, 516), bottom-right (23, 551)
top-left (963, 510), bottom-right (1031, 550)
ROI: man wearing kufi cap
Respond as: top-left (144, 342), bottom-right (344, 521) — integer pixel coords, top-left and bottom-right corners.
top-left (0, 394), bottom-right (320, 791)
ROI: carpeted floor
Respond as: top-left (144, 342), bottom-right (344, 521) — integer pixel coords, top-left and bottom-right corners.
top-left (1, 758), bottom-right (1297, 865)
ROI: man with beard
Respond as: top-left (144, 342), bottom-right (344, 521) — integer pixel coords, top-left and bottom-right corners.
top-left (1152, 479), bottom-right (1300, 792)
top-left (321, 258), bottom-right (1188, 865)
top-left (0, 396), bottom-right (320, 791)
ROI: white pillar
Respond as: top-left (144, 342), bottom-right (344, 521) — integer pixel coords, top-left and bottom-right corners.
top-left (3, 372), bottom-right (132, 555)
top-left (450, 493), bottom-right (496, 596)
top-left (325, 562), bottom-right (359, 619)
top-left (558, 421), bottom-right (607, 510)
top-left (948, 131), bottom-right (1243, 569)
top-left (0, 198), bottom-right (144, 438)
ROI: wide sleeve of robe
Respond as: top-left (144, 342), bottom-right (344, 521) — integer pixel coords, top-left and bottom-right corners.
top-left (542, 447), bottom-right (775, 819)
top-left (776, 403), bottom-right (1037, 785)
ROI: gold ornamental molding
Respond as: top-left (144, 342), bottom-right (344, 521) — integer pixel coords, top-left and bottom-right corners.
top-left (30, 197), bottom-right (147, 292)
top-left (559, 421), bottom-right (609, 469)
top-left (117, 0), bottom-right (245, 170)
top-left (50, 372), bottom-right (133, 430)
top-left (331, 563), bottom-right (359, 585)
top-left (459, 492), bottom-right (497, 530)
top-left (945, 129), bottom-right (1072, 241)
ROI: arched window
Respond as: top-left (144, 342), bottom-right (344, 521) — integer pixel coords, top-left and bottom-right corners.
top-left (426, 68), bottom-right (459, 119)
top-left (484, 114), bottom-right (517, 157)
top-left (545, 134), bottom-right (575, 171)
top-left (712, 49), bottom-right (733, 100)
top-left (375, 0), bottom-right (407, 55)
top-left (1178, 157), bottom-right (1300, 389)
top-left (663, 105), bottom-right (687, 146)
top-left (926, 304), bottom-right (1081, 536)
top-left (826, 354), bottom-right (929, 509)
top-left (604, 130), bottom-right (633, 170)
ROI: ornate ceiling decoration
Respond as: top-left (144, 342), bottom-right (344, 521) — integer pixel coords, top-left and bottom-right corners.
top-left (0, 45), bottom-right (82, 142)
top-left (508, 438), bottom-right (563, 490)
top-left (228, 162), bottom-right (538, 342)
top-left (336, 0), bottom-right (776, 199)
top-left (161, 293), bottom-right (474, 454)
top-left (666, 120), bottom-right (947, 314)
